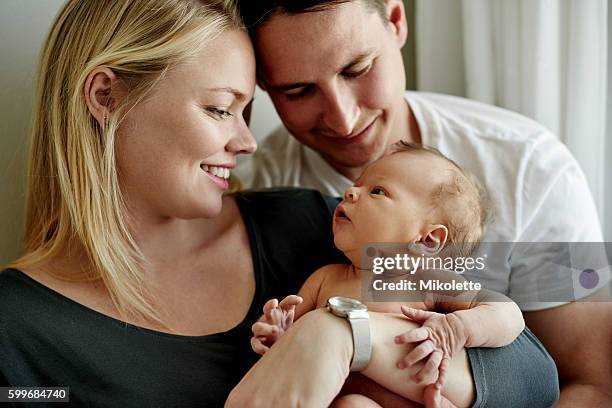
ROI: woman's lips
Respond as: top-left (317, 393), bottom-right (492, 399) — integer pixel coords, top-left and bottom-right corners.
top-left (202, 167), bottom-right (229, 189)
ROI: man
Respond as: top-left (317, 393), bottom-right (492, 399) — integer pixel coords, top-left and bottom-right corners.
top-left (235, 0), bottom-right (612, 406)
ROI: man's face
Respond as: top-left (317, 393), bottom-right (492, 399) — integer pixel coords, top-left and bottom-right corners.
top-left (253, 1), bottom-right (409, 178)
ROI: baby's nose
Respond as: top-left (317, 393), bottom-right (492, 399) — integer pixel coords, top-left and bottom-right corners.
top-left (344, 187), bottom-right (359, 202)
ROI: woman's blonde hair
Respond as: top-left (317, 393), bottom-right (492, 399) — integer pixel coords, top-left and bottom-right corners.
top-left (9, 0), bottom-right (243, 329)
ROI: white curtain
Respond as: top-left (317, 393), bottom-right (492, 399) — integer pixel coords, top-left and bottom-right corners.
top-left (415, 0), bottom-right (610, 240)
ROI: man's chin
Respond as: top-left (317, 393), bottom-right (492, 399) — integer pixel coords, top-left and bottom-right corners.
top-left (322, 148), bottom-right (379, 168)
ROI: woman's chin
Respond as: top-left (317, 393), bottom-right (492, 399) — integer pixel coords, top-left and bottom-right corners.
top-left (172, 198), bottom-right (223, 220)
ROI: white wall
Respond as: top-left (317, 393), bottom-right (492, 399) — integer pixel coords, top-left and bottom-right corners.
top-left (0, 0), bottom-right (66, 265)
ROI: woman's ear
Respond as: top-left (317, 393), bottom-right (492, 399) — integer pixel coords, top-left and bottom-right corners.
top-left (84, 66), bottom-right (117, 129)
top-left (385, 0), bottom-right (408, 49)
top-left (415, 224), bottom-right (448, 255)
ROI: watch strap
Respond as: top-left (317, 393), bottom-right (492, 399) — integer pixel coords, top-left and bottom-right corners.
top-left (348, 311), bottom-right (371, 371)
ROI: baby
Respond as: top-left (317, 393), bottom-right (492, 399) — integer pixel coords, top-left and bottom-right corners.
top-left (251, 141), bottom-right (525, 407)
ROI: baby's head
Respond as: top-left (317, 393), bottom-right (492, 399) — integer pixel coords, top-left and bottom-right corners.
top-left (333, 141), bottom-right (488, 262)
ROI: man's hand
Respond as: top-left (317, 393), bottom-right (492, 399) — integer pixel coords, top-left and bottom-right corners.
top-left (250, 295), bottom-right (303, 355)
top-left (394, 306), bottom-right (467, 388)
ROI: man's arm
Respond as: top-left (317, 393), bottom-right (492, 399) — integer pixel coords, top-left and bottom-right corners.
top-left (524, 287), bottom-right (612, 407)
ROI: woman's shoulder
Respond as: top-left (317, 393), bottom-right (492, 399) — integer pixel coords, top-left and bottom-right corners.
top-left (0, 268), bottom-right (51, 329)
top-left (0, 267), bottom-right (67, 309)
top-left (0, 266), bottom-right (117, 324)
top-left (0, 268), bottom-right (33, 301)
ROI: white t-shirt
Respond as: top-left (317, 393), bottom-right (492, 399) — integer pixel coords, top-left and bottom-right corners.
top-left (235, 91), bottom-right (610, 311)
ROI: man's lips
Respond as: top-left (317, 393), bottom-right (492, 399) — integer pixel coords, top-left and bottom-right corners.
top-left (320, 117), bottom-right (378, 145)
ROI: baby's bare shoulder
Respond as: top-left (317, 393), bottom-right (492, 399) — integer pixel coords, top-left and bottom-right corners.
top-left (311, 264), bottom-right (364, 307)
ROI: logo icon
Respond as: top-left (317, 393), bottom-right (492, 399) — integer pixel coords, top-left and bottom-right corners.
top-left (579, 269), bottom-right (599, 289)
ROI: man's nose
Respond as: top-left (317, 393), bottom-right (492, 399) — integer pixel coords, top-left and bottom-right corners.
top-left (322, 82), bottom-right (359, 136)
top-left (344, 187), bottom-right (359, 202)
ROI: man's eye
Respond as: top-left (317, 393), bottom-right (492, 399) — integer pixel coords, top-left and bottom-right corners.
top-left (242, 100), bottom-right (253, 125)
top-left (370, 187), bottom-right (387, 196)
top-left (343, 64), bottom-right (372, 79)
top-left (206, 107), bottom-right (233, 120)
top-left (285, 86), bottom-right (313, 100)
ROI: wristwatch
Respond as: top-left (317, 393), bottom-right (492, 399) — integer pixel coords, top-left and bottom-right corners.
top-left (326, 296), bottom-right (371, 371)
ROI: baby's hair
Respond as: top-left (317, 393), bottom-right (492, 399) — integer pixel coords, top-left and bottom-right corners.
top-left (390, 141), bottom-right (489, 258)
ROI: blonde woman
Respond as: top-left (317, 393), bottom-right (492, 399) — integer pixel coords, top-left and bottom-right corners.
top-left (1, 1), bottom-right (556, 407)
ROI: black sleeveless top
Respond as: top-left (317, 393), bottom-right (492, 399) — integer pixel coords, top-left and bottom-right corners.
top-left (0, 189), bottom-right (344, 407)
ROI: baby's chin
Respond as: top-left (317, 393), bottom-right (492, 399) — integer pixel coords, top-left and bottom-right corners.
top-left (333, 235), bottom-right (361, 263)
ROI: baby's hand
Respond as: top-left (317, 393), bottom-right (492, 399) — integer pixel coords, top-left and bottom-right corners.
top-left (394, 306), bottom-right (468, 389)
top-left (250, 295), bottom-right (303, 355)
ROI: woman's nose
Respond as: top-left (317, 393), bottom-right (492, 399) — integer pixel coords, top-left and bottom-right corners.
top-left (344, 187), bottom-right (359, 202)
top-left (227, 124), bottom-right (257, 155)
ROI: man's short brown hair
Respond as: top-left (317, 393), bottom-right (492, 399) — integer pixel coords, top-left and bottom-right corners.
top-left (239, 0), bottom-right (386, 33)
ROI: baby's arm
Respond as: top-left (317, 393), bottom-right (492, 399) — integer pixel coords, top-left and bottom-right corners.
top-left (250, 264), bottom-right (333, 354)
top-left (436, 287), bottom-right (525, 348)
top-left (396, 268), bottom-right (524, 388)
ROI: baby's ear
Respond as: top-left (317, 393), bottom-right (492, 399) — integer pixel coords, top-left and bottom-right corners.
top-left (415, 225), bottom-right (448, 255)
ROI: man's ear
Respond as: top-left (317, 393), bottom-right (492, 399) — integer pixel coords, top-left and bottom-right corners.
top-left (385, 0), bottom-right (408, 48)
top-left (84, 66), bottom-right (117, 129)
top-left (415, 224), bottom-right (448, 255)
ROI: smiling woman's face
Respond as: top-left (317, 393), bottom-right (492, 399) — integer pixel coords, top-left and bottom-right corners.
top-left (115, 28), bottom-right (257, 221)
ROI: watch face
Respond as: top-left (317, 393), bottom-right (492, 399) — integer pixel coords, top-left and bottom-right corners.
top-left (327, 296), bottom-right (367, 317)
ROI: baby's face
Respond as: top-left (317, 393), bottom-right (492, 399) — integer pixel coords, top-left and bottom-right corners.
top-left (333, 152), bottom-right (445, 257)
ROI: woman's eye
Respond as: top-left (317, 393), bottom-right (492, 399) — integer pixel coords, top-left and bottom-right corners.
top-left (206, 107), bottom-right (233, 120)
top-left (370, 187), bottom-right (387, 196)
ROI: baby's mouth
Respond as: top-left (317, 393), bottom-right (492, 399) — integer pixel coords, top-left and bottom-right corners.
top-left (335, 205), bottom-right (351, 222)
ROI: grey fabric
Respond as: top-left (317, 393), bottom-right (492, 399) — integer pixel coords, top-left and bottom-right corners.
top-left (467, 327), bottom-right (560, 407)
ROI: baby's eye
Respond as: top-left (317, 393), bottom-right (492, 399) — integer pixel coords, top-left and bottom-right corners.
top-left (370, 187), bottom-right (387, 196)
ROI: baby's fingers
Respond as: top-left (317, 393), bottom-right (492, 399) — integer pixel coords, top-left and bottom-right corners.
top-left (251, 321), bottom-right (279, 340)
top-left (394, 327), bottom-right (429, 344)
top-left (250, 336), bottom-right (269, 355)
top-left (398, 340), bottom-right (435, 368)
top-left (413, 350), bottom-right (443, 384)
top-left (401, 305), bottom-right (439, 323)
top-left (278, 295), bottom-right (303, 311)
top-left (283, 308), bottom-right (295, 329)
top-left (263, 299), bottom-right (279, 319)
top-left (435, 357), bottom-right (451, 389)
